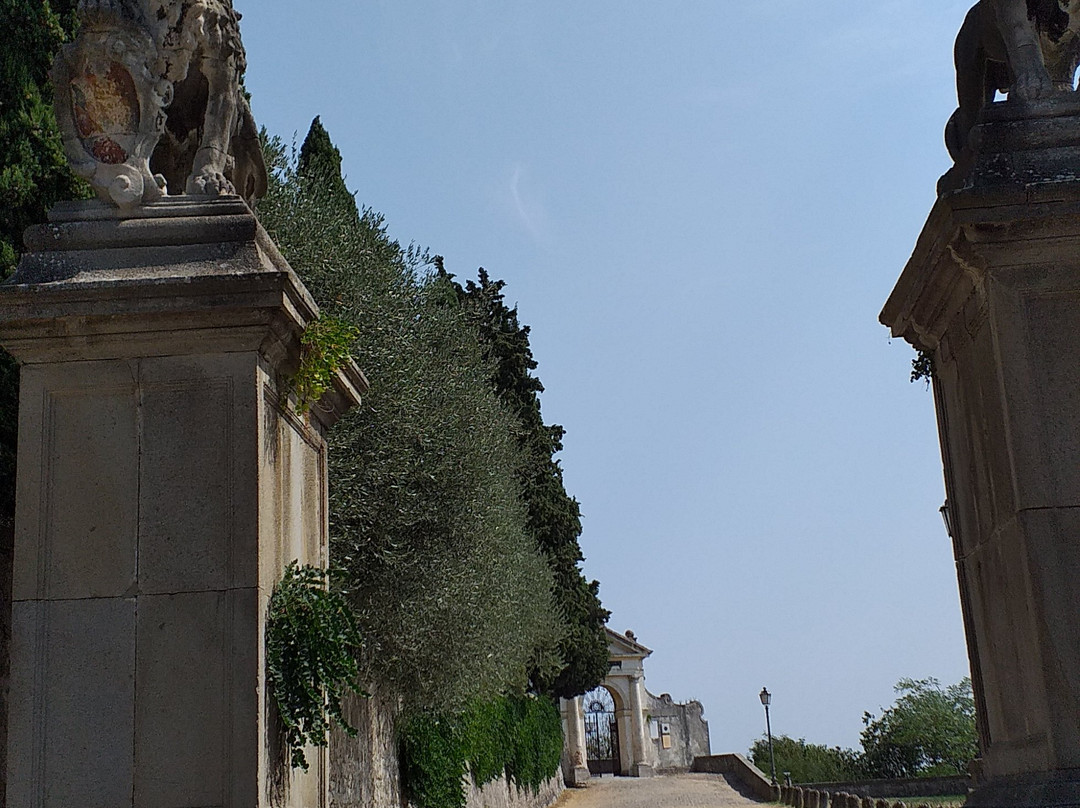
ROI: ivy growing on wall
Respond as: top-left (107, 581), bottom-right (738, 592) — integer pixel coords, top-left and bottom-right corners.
top-left (399, 694), bottom-right (564, 808)
top-left (265, 562), bottom-right (367, 770)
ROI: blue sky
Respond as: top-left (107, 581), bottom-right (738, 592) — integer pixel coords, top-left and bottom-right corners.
top-left (236, 0), bottom-right (975, 752)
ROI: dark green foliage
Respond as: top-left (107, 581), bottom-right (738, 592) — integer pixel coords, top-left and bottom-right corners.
top-left (749, 735), bottom-right (863, 784)
top-left (911, 349), bottom-right (934, 385)
top-left (0, 0), bottom-right (87, 276)
top-left (443, 266), bottom-right (610, 699)
top-left (503, 694), bottom-right (564, 791)
top-left (297, 116), bottom-right (357, 219)
top-left (400, 695), bottom-right (564, 808)
top-left (860, 677), bottom-right (977, 778)
top-left (265, 562), bottom-right (366, 771)
top-left (400, 714), bottom-right (467, 808)
top-left (257, 122), bottom-right (560, 713)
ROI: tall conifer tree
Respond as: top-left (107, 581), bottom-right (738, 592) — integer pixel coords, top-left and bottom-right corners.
top-left (444, 266), bottom-right (611, 698)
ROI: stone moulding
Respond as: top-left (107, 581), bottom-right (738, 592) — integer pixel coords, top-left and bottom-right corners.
top-left (52, 17), bottom-right (172, 208)
top-left (3, 195), bottom-right (368, 426)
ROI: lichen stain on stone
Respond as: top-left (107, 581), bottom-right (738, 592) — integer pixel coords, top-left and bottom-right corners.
top-left (71, 62), bottom-right (139, 164)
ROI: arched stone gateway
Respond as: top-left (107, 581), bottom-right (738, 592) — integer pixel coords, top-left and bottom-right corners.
top-left (560, 628), bottom-right (711, 786)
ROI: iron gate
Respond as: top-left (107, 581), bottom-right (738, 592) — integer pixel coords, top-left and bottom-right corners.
top-left (583, 688), bottom-right (619, 775)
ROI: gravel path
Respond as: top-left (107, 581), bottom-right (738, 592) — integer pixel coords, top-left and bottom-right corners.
top-left (552, 773), bottom-right (763, 808)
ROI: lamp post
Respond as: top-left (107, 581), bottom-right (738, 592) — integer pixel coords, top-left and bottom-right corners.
top-left (759, 687), bottom-right (777, 785)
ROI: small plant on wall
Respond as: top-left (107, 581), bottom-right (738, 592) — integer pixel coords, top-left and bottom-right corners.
top-left (266, 561), bottom-right (367, 770)
top-left (289, 316), bottom-right (360, 413)
top-left (911, 348), bottom-right (934, 385)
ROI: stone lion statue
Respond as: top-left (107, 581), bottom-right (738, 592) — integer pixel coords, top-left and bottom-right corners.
top-left (53, 0), bottom-right (266, 207)
top-left (947, 0), bottom-right (1080, 160)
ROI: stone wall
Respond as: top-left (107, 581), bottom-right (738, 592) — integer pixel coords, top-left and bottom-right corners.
top-left (328, 691), bottom-right (563, 808)
top-left (774, 784), bottom-right (966, 808)
top-left (330, 688), bottom-right (404, 808)
top-left (691, 754), bottom-right (775, 802)
top-left (463, 772), bottom-right (563, 808)
top-left (647, 691), bottom-right (710, 771)
top-left (801, 776), bottom-right (969, 799)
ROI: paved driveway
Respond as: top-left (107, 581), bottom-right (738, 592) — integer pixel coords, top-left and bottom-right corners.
top-left (553, 773), bottom-right (763, 808)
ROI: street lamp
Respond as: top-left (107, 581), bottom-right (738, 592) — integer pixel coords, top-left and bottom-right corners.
top-left (759, 687), bottom-right (777, 785)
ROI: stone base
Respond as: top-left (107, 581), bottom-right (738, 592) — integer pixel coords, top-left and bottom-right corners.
top-left (632, 763), bottom-right (654, 778)
top-left (566, 766), bottom-right (591, 787)
top-left (966, 769), bottom-right (1080, 808)
top-left (938, 96), bottom-right (1080, 196)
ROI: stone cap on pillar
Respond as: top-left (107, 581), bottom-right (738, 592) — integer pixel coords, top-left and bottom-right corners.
top-left (0, 195), bottom-right (368, 424)
top-left (1, 196), bottom-right (312, 366)
top-left (884, 101), bottom-right (1080, 351)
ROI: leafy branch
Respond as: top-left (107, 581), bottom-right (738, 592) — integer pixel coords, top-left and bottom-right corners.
top-left (266, 561), bottom-right (367, 770)
top-left (911, 349), bottom-right (934, 385)
top-left (290, 316), bottom-right (360, 413)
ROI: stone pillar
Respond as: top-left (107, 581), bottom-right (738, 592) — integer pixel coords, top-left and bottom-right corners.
top-left (882, 99), bottom-right (1080, 807)
top-left (627, 674), bottom-right (653, 777)
top-left (0, 514), bottom-right (10, 808)
top-left (1, 197), bottom-right (365, 808)
top-left (560, 696), bottom-right (590, 786)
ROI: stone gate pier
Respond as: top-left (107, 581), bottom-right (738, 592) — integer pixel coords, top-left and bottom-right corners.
top-left (882, 99), bottom-right (1080, 807)
top-left (0, 197), bottom-right (364, 807)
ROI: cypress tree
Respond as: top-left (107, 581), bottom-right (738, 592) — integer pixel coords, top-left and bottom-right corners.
top-left (445, 266), bottom-right (611, 699)
top-left (297, 115), bottom-right (358, 219)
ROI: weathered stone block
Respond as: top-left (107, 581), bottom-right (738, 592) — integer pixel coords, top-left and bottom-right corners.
top-left (8, 598), bottom-right (135, 807)
top-left (13, 362), bottom-right (139, 602)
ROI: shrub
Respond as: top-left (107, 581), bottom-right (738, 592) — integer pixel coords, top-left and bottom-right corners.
top-left (400, 694), bottom-right (564, 808)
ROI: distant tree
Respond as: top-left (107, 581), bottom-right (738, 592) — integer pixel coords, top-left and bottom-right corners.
top-left (443, 266), bottom-right (611, 699)
top-left (297, 115), bottom-right (358, 219)
top-left (749, 735), bottom-right (862, 784)
top-left (860, 677), bottom-right (977, 778)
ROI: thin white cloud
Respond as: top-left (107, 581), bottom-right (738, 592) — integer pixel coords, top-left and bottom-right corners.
top-left (508, 162), bottom-right (547, 243)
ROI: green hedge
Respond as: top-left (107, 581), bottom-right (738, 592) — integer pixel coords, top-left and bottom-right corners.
top-left (400, 694), bottom-right (563, 808)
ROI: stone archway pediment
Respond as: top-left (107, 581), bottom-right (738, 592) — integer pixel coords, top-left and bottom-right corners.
top-left (605, 627), bottom-right (652, 660)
